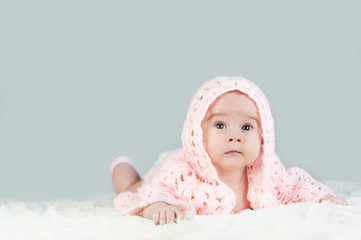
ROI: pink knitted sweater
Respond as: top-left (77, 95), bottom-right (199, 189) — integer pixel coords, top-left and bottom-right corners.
top-left (113, 76), bottom-right (333, 217)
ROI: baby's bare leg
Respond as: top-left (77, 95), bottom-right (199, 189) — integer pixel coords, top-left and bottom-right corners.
top-left (112, 162), bottom-right (143, 194)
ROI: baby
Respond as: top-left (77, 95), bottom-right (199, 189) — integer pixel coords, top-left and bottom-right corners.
top-left (111, 77), bottom-right (347, 225)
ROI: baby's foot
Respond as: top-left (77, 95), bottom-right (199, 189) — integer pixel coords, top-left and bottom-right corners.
top-left (110, 156), bottom-right (133, 175)
top-left (111, 156), bottom-right (142, 194)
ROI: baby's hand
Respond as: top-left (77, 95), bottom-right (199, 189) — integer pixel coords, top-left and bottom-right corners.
top-left (320, 194), bottom-right (348, 205)
top-left (142, 202), bottom-right (184, 225)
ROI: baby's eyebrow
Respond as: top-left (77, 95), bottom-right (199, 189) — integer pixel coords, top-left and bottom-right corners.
top-left (207, 113), bottom-right (259, 122)
top-left (207, 113), bottom-right (225, 120)
top-left (246, 115), bottom-right (260, 122)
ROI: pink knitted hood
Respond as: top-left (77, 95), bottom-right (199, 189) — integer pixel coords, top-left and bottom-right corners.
top-left (181, 76), bottom-right (278, 207)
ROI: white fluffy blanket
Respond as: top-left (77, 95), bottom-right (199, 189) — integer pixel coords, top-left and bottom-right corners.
top-left (1, 181), bottom-right (361, 240)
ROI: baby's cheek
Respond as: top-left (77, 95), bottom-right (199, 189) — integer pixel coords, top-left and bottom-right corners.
top-left (248, 137), bottom-right (262, 159)
top-left (204, 140), bottom-right (216, 159)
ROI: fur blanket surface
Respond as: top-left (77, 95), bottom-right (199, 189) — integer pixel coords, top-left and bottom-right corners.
top-left (1, 181), bottom-right (361, 240)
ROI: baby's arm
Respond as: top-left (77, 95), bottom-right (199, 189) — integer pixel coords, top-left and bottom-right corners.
top-left (270, 154), bottom-right (348, 205)
top-left (113, 151), bottom-right (195, 220)
top-left (280, 166), bottom-right (348, 205)
top-left (142, 202), bottom-right (184, 225)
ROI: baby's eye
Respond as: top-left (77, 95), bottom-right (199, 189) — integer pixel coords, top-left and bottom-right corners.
top-left (242, 125), bottom-right (253, 131)
top-left (214, 122), bottom-right (225, 129)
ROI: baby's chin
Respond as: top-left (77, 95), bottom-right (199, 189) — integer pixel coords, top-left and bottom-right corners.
top-left (212, 156), bottom-right (251, 170)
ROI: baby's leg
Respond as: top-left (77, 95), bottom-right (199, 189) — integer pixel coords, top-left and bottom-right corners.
top-left (111, 156), bottom-right (143, 194)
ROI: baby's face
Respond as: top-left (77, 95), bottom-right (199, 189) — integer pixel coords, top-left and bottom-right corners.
top-left (201, 91), bottom-right (262, 172)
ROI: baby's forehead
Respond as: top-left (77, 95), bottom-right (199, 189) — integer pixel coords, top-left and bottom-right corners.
top-left (204, 90), bottom-right (260, 120)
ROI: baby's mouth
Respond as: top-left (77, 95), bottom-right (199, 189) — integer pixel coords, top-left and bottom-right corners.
top-left (225, 150), bottom-right (242, 155)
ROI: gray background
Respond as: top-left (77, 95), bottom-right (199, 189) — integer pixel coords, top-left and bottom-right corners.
top-left (1, 0), bottom-right (360, 201)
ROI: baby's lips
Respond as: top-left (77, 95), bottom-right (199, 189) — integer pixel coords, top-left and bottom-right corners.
top-left (225, 150), bottom-right (242, 154)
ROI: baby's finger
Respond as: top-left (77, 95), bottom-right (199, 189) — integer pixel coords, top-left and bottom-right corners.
top-left (151, 212), bottom-right (160, 225)
top-left (165, 210), bottom-right (175, 224)
top-left (159, 210), bottom-right (166, 225)
top-left (174, 208), bottom-right (184, 221)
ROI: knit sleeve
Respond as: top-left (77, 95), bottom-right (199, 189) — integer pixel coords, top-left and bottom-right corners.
top-left (272, 156), bottom-right (334, 205)
top-left (113, 151), bottom-right (195, 218)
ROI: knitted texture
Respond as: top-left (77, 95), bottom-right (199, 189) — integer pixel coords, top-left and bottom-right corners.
top-left (113, 77), bottom-right (334, 216)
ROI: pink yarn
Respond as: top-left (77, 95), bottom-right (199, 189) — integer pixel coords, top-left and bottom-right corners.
top-left (113, 76), bottom-right (334, 216)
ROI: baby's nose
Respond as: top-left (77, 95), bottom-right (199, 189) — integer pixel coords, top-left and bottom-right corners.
top-left (228, 135), bottom-right (241, 143)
